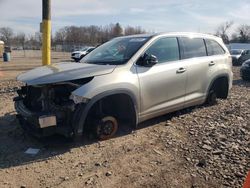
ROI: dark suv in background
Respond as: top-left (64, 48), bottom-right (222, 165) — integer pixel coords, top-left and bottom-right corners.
top-left (230, 49), bottom-right (250, 65)
top-left (238, 50), bottom-right (250, 65)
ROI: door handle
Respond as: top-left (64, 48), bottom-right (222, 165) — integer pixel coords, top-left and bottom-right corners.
top-left (176, 67), bottom-right (186, 74)
top-left (209, 61), bottom-right (215, 66)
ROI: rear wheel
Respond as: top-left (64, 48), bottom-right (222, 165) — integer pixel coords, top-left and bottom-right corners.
top-left (206, 90), bottom-right (217, 105)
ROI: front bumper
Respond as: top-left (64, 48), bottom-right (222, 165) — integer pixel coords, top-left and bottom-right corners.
top-left (71, 54), bottom-right (82, 61)
top-left (14, 98), bottom-right (75, 137)
top-left (14, 99), bottom-right (56, 137)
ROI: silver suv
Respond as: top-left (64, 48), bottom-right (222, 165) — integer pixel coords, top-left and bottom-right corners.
top-left (15, 33), bottom-right (233, 139)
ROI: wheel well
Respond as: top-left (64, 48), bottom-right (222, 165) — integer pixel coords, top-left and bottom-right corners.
top-left (85, 94), bottom-right (137, 130)
top-left (210, 76), bottom-right (229, 99)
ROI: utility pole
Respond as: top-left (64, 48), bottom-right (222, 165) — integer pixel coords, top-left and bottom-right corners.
top-left (42, 0), bottom-right (51, 65)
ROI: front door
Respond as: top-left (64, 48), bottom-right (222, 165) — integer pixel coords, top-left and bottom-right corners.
top-left (136, 37), bottom-right (187, 120)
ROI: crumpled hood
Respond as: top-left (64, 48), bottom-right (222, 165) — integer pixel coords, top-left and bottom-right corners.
top-left (17, 62), bottom-right (116, 85)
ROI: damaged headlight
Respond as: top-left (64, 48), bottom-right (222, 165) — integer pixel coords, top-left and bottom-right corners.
top-left (70, 94), bottom-right (89, 104)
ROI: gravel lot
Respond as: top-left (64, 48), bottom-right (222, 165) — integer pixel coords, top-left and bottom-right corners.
top-left (0, 51), bottom-right (249, 187)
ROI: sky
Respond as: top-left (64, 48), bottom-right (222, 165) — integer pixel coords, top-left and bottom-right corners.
top-left (0, 0), bottom-right (249, 35)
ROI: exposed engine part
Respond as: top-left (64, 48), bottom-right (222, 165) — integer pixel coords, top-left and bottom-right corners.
top-left (15, 83), bottom-right (78, 135)
top-left (17, 84), bottom-right (76, 112)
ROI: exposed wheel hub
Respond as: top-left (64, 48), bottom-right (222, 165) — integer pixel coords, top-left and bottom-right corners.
top-left (96, 116), bottom-right (118, 140)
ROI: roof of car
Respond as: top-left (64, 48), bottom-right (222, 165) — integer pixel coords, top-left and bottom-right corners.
top-left (119, 32), bottom-right (221, 40)
top-left (230, 49), bottom-right (244, 51)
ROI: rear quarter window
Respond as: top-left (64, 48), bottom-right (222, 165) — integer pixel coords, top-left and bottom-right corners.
top-left (205, 39), bottom-right (225, 56)
top-left (179, 37), bottom-right (207, 59)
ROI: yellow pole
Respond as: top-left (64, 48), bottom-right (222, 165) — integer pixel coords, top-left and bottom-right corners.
top-left (42, 0), bottom-right (51, 65)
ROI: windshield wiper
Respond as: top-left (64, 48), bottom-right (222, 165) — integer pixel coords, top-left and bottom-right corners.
top-left (84, 61), bottom-right (112, 65)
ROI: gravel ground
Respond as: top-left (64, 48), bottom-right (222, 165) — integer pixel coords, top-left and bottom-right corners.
top-left (0, 63), bottom-right (249, 187)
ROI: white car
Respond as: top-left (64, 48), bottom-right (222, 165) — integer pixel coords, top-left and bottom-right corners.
top-left (71, 47), bottom-right (95, 62)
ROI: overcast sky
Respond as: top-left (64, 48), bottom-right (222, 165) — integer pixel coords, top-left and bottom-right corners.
top-left (0, 0), bottom-right (249, 35)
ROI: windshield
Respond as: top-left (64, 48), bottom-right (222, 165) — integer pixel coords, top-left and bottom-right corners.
top-left (80, 47), bottom-right (89, 51)
top-left (230, 50), bottom-right (242, 55)
top-left (81, 36), bottom-right (150, 65)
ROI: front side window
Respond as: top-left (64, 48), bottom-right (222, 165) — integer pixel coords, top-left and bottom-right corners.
top-left (205, 39), bottom-right (225, 56)
top-left (145, 37), bottom-right (179, 63)
top-left (81, 37), bottom-right (150, 65)
top-left (179, 37), bottom-right (207, 59)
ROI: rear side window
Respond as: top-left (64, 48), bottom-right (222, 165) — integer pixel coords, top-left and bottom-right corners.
top-left (145, 37), bottom-right (179, 63)
top-left (205, 39), bottom-right (225, 56)
top-left (179, 37), bottom-right (207, 59)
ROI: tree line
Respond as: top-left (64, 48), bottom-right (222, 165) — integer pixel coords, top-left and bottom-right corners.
top-left (215, 21), bottom-right (250, 44)
top-left (54, 23), bottom-right (145, 46)
top-left (0, 23), bottom-right (145, 50)
top-left (0, 21), bottom-right (249, 51)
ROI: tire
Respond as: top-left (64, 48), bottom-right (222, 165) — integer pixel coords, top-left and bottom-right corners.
top-left (95, 116), bottom-right (118, 140)
top-left (206, 89), bottom-right (217, 105)
top-left (242, 74), bottom-right (250, 81)
top-left (75, 58), bottom-right (80, 62)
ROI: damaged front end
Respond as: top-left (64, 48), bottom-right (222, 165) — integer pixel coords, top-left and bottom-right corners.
top-left (14, 78), bottom-right (92, 137)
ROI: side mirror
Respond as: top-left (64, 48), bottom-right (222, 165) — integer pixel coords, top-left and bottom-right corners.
top-left (137, 53), bottom-right (158, 67)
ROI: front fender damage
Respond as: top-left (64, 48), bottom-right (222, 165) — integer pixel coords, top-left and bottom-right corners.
top-left (14, 78), bottom-right (93, 138)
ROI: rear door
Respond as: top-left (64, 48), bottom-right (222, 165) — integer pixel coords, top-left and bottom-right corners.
top-left (178, 37), bottom-right (210, 106)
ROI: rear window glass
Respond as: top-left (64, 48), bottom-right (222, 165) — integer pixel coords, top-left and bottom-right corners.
top-left (179, 37), bottom-right (207, 59)
top-left (205, 39), bottom-right (225, 56)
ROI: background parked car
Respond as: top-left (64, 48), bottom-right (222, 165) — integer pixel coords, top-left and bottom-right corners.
top-left (71, 47), bottom-right (95, 62)
top-left (238, 49), bottom-right (250, 65)
top-left (241, 59), bottom-right (250, 81)
top-left (230, 49), bottom-right (245, 65)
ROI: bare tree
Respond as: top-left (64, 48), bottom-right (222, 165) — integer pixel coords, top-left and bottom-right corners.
top-left (54, 28), bottom-right (67, 45)
top-left (230, 33), bottom-right (238, 43)
top-left (25, 32), bottom-right (42, 50)
top-left (125, 26), bottom-right (146, 35)
top-left (0, 27), bottom-right (14, 45)
top-left (52, 23), bottom-right (147, 51)
top-left (112, 23), bottom-right (123, 37)
top-left (34, 32), bottom-right (42, 45)
top-left (237, 25), bottom-right (250, 43)
top-left (215, 21), bottom-right (234, 44)
top-left (15, 32), bottom-right (26, 56)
